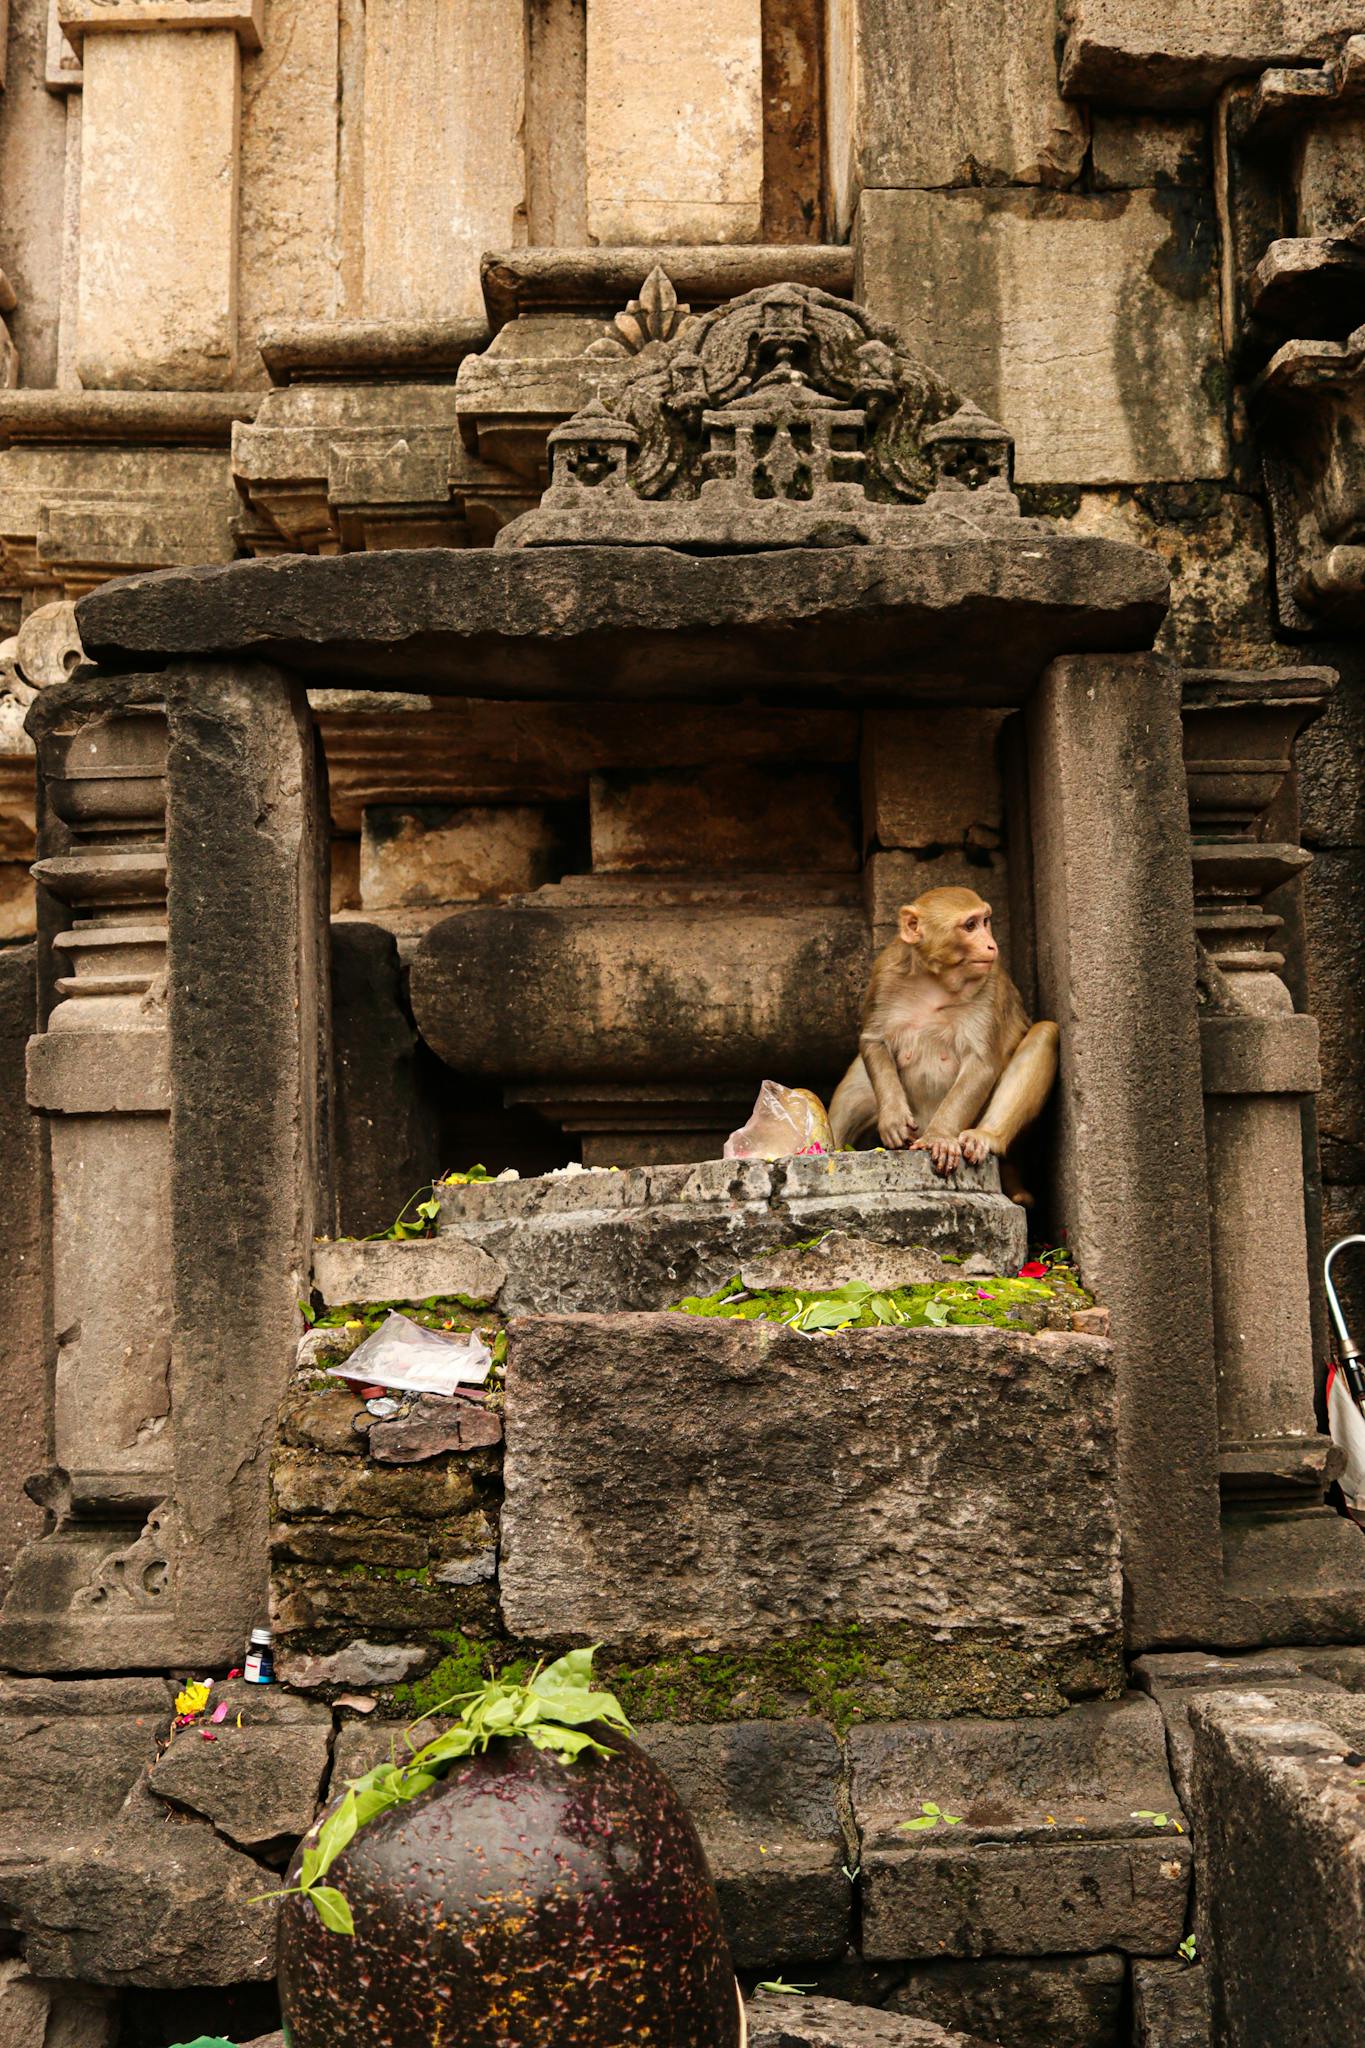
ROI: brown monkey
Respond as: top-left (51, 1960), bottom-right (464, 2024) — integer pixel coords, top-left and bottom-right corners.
top-left (829, 886), bottom-right (1058, 1186)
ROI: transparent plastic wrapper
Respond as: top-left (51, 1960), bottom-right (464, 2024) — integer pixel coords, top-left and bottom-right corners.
top-left (327, 1311), bottom-right (492, 1397)
top-left (723, 1080), bottom-right (834, 1160)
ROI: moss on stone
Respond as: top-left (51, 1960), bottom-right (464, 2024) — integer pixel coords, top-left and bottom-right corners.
top-left (601, 1623), bottom-right (1123, 1732)
top-left (392, 1630), bottom-right (533, 1719)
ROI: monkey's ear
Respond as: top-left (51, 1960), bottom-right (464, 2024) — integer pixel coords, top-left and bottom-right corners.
top-left (898, 905), bottom-right (922, 946)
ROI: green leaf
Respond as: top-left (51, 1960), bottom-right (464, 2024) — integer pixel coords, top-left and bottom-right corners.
top-left (299, 1846), bottom-right (322, 1889)
top-left (312, 1789), bottom-right (358, 1879)
top-left (922, 1299), bottom-right (951, 1326)
top-left (921, 1801), bottom-right (941, 1814)
top-left (308, 1886), bottom-right (356, 1937)
top-left (897, 1815), bottom-right (937, 1830)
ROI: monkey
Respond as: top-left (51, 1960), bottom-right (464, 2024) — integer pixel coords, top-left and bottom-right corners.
top-left (828, 886), bottom-right (1058, 1194)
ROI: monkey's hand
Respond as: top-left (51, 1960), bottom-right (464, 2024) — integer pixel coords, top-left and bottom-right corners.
top-left (912, 1133), bottom-right (962, 1175)
top-left (958, 1128), bottom-right (1001, 1165)
top-left (877, 1104), bottom-right (918, 1149)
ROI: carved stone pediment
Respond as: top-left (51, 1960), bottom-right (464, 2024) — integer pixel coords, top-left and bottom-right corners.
top-left (498, 280), bottom-right (1031, 552)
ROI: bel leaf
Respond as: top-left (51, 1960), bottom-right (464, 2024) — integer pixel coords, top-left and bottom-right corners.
top-left (308, 1887), bottom-right (356, 1937)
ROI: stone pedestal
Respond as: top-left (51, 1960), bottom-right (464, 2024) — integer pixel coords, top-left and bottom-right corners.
top-left (1, 659), bottom-right (328, 1671)
top-left (435, 1150), bottom-right (1029, 1314)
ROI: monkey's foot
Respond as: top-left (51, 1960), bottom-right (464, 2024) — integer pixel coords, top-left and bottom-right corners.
top-left (913, 1135), bottom-right (962, 1174)
top-left (958, 1128), bottom-right (1000, 1166)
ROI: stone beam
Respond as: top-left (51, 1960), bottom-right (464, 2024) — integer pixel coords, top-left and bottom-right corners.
top-left (1028, 652), bottom-right (1223, 1648)
top-left (74, 541), bottom-right (1169, 701)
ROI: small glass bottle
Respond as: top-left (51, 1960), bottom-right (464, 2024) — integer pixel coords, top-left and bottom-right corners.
top-left (243, 1626), bottom-right (275, 1685)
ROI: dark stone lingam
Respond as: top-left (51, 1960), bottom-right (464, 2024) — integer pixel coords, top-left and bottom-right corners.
top-left (278, 1728), bottom-right (742, 2048)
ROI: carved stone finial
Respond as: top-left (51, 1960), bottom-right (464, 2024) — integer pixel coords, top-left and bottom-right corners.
top-left (591, 265), bottom-right (693, 359)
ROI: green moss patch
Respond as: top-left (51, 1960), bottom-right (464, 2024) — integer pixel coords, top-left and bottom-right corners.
top-left (604, 1623), bottom-right (1122, 1732)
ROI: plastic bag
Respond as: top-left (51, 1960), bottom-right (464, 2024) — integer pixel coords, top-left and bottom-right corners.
top-left (327, 1311), bottom-right (492, 1396)
top-left (724, 1080), bottom-right (834, 1160)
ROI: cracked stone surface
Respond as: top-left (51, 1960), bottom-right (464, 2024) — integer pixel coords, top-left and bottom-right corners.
top-left (149, 1679), bottom-right (333, 1847)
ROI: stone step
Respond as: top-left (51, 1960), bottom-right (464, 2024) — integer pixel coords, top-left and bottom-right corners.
top-left (851, 1697), bottom-right (1191, 1962)
top-left (747, 1995), bottom-right (990, 2047)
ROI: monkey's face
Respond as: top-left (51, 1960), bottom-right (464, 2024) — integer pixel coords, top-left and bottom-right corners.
top-left (899, 890), bottom-right (998, 984)
top-left (952, 902), bottom-right (998, 982)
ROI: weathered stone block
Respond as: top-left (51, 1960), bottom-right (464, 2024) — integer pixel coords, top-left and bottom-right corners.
top-left (1131, 1957), bottom-right (1210, 2048)
top-left (310, 1235), bottom-right (506, 1308)
top-left (276, 1638), bottom-right (428, 1691)
top-left (270, 1520), bottom-right (427, 1569)
top-left (438, 1152), bottom-right (1028, 1315)
top-left (635, 1720), bottom-right (850, 1965)
top-left (278, 1388), bottom-right (374, 1456)
top-left (501, 1315), bottom-right (1118, 1659)
top-left (748, 1994), bottom-right (988, 2047)
top-left (360, 802), bottom-right (565, 909)
top-left (1090, 114), bottom-right (1207, 191)
top-left (75, 29), bottom-right (240, 387)
top-left (1061, 0), bottom-right (1365, 108)
top-left (1133, 1645), bottom-right (1351, 1805)
top-left (852, 1697), bottom-right (1190, 1959)
top-left (826, 0), bottom-right (1086, 230)
top-left (1190, 1688), bottom-right (1365, 2048)
top-left (149, 1679), bottom-right (332, 1847)
top-left (0, 1678), bottom-right (171, 1847)
top-left (0, 1960), bottom-right (116, 2048)
top-left (368, 1393), bottom-right (503, 1460)
top-left (270, 1446), bottom-right (478, 1521)
top-left (361, 0), bottom-right (525, 324)
top-left (585, 0), bottom-right (762, 243)
top-left (0, 1781), bottom-right (276, 1985)
top-left (589, 764), bottom-right (859, 874)
top-left (861, 711), bottom-right (1006, 854)
top-left (889, 1954), bottom-right (1127, 2048)
top-left (857, 188), bottom-right (1228, 485)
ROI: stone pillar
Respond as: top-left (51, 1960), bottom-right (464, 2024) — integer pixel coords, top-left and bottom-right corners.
top-left (58, 1), bottom-right (262, 388)
top-left (0, 945), bottom-right (47, 1598)
top-left (0, 660), bottom-right (328, 1671)
top-left (1028, 653), bottom-right (1222, 1648)
top-left (1182, 669), bottom-right (1365, 1641)
top-left (362, 0), bottom-right (527, 326)
top-left (585, 0), bottom-right (763, 243)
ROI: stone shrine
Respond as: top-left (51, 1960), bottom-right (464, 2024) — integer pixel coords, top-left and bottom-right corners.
top-left (0, 4), bottom-right (1363, 2044)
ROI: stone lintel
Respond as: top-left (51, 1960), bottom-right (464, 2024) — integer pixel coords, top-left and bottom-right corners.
top-left (0, 389), bottom-right (259, 450)
top-left (57, 0), bottom-right (264, 49)
top-left (479, 245), bottom-right (855, 333)
top-left (1200, 1013), bottom-right (1321, 1096)
top-left (257, 318), bottom-right (490, 387)
top-left (74, 542), bottom-right (1168, 704)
